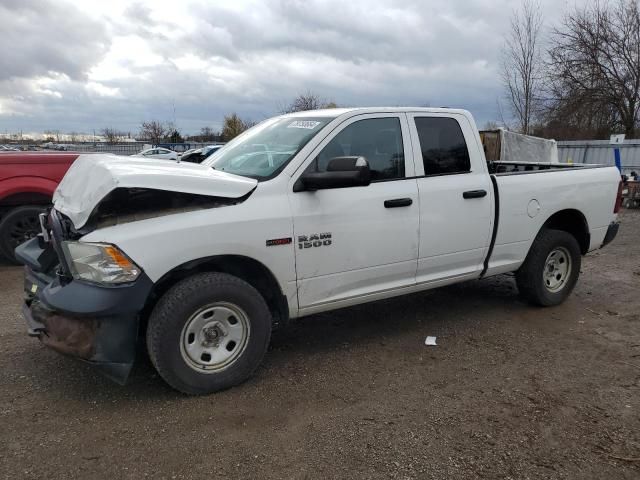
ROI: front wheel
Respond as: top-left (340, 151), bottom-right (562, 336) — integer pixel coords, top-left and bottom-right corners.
top-left (0, 206), bottom-right (46, 264)
top-left (515, 229), bottom-right (581, 306)
top-left (146, 272), bottom-right (272, 395)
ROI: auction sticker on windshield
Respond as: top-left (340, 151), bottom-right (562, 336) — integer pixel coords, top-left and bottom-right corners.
top-left (287, 121), bottom-right (321, 129)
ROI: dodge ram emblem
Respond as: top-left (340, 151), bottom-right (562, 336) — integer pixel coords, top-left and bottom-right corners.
top-left (298, 233), bottom-right (332, 249)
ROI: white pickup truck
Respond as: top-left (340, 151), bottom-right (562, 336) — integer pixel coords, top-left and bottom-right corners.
top-left (17, 108), bottom-right (622, 394)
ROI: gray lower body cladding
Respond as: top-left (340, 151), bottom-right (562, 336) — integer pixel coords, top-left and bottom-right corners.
top-left (18, 238), bottom-right (154, 384)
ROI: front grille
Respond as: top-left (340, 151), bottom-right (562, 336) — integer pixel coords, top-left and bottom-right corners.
top-left (48, 210), bottom-right (73, 279)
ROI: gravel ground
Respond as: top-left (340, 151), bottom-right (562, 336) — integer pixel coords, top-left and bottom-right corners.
top-left (1, 210), bottom-right (639, 479)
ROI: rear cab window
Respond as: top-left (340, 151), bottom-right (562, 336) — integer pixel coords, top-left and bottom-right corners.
top-left (412, 117), bottom-right (471, 175)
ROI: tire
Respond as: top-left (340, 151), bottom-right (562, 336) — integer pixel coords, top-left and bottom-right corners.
top-left (0, 206), bottom-right (46, 265)
top-left (146, 272), bottom-right (272, 395)
top-left (515, 229), bottom-right (581, 306)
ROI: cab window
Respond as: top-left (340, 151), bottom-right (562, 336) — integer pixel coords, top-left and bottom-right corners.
top-left (308, 117), bottom-right (405, 181)
top-left (413, 117), bottom-right (470, 175)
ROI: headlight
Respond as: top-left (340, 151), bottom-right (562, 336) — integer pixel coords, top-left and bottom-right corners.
top-left (61, 241), bottom-right (141, 284)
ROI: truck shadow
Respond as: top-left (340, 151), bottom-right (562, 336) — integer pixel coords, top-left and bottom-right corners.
top-left (124, 274), bottom-right (526, 396)
top-left (26, 274), bottom-right (528, 400)
top-left (269, 275), bottom-right (521, 356)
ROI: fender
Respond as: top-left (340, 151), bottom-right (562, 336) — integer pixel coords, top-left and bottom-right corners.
top-left (524, 208), bottom-right (591, 259)
top-left (147, 254), bottom-right (291, 329)
top-left (0, 177), bottom-right (59, 203)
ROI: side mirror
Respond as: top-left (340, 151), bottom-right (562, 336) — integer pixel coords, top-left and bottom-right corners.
top-left (294, 156), bottom-right (371, 192)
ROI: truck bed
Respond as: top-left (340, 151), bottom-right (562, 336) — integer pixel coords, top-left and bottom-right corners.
top-left (485, 163), bottom-right (621, 278)
top-left (489, 161), bottom-right (607, 175)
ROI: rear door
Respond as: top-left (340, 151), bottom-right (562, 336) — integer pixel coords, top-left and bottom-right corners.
top-left (288, 113), bottom-right (420, 312)
top-left (158, 149), bottom-right (173, 159)
top-left (407, 113), bottom-right (494, 284)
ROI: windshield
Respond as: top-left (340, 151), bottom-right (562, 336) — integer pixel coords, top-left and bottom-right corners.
top-left (204, 116), bottom-right (334, 179)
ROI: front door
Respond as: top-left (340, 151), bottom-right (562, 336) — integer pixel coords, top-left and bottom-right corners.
top-left (288, 113), bottom-right (420, 313)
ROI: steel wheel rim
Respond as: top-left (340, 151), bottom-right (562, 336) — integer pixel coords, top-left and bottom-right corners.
top-left (543, 247), bottom-right (571, 293)
top-left (180, 302), bottom-right (250, 373)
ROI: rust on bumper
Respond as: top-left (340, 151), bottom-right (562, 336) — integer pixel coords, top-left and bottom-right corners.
top-left (23, 295), bottom-right (141, 384)
top-left (29, 301), bottom-right (98, 359)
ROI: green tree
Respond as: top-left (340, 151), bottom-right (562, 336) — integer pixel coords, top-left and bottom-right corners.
top-left (221, 113), bottom-right (254, 141)
top-left (168, 129), bottom-right (183, 143)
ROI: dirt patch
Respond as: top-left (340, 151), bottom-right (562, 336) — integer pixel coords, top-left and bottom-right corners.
top-left (1, 211), bottom-right (639, 479)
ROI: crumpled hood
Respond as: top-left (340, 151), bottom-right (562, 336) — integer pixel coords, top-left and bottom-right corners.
top-left (53, 154), bottom-right (257, 228)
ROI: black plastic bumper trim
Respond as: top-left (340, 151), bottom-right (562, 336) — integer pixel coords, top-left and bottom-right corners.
top-left (20, 237), bottom-right (153, 385)
top-left (601, 222), bottom-right (619, 248)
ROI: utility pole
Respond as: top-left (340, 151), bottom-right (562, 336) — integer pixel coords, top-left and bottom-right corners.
top-left (172, 99), bottom-right (176, 127)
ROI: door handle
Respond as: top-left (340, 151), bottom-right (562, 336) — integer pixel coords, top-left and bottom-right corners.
top-left (384, 198), bottom-right (413, 208)
top-left (462, 190), bottom-right (487, 199)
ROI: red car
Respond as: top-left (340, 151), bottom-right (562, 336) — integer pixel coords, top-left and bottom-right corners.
top-left (0, 152), bottom-right (80, 263)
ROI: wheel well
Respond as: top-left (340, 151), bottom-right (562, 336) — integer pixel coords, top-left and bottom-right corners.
top-left (141, 255), bottom-right (289, 333)
top-left (0, 193), bottom-right (51, 220)
top-left (0, 192), bottom-right (51, 207)
top-left (541, 209), bottom-right (590, 254)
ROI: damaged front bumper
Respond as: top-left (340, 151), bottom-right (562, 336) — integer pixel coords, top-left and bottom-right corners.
top-left (17, 237), bottom-right (153, 384)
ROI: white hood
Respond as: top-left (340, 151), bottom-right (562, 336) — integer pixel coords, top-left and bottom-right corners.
top-left (53, 154), bottom-right (258, 228)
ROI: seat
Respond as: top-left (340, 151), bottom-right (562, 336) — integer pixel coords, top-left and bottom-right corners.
top-left (372, 129), bottom-right (404, 179)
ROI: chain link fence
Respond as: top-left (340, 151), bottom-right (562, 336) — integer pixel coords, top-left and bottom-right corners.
top-left (40, 142), bottom-right (223, 156)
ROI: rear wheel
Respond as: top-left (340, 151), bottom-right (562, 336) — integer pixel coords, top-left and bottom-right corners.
top-left (0, 206), bottom-right (45, 264)
top-left (146, 272), bottom-right (272, 395)
top-left (515, 229), bottom-right (581, 306)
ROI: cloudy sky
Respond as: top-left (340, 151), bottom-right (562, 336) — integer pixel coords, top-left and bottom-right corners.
top-left (0, 0), bottom-right (577, 137)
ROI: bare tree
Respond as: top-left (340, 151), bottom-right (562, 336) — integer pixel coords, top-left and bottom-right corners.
top-left (139, 120), bottom-right (167, 144)
top-left (221, 113), bottom-right (255, 141)
top-left (501, 0), bottom-right (544, 134)
top-left (538, 87), bottom-right (619, 140)
top-left (199, 127), bottom-right (219, 141)
top-left (547, 0), bottom-right (640, 137)
top-left (43, 130), bottom-right (55, 143)
top-left (279, 91), bottom-right (338, 113)
top-left (68, 132), bottom-right (79, 143)
top-left (101, 127), bottom-right (123, 144)
top-left (186, 127), bottom-right (221, 142)
top-left (483, 121), bottom-right (501, 130)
